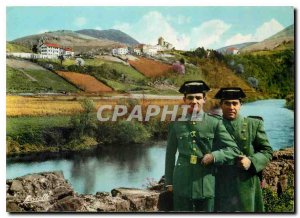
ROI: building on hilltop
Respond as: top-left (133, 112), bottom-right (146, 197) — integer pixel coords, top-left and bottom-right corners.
top-left (157, 37), bottom-right (174, 50)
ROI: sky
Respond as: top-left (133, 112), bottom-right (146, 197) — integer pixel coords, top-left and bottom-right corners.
top-left (6, 6), bottom-right (294, 50)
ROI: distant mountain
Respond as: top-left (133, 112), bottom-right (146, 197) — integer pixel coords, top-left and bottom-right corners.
top-left (11, 30), bottom-right (122, 53)
top-left (217, 42), bottom-right (257, 54)
top-left (241, 24), bottom-right (294, 52)
top-left (76, 29), bottom-right (139, 45)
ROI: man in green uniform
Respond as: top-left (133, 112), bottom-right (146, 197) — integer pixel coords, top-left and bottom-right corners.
top-left (164, 81), bottom-right (241, 212)
top-left (214, 87), bottom-right (273, 212)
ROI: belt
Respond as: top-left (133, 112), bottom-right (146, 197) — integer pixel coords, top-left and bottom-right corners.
top-left (178, 154), bottom-right (203, 165)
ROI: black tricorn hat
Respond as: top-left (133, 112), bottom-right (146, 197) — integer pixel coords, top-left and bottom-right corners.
top-left (179, 80), bottom-right (210, 94)
top-left (214, 87), bottom-right (246, 100)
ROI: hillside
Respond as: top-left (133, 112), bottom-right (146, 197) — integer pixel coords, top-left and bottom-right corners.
top-left (76, 29), bottom-right (139, 45)
top-left (217, 42), bottom-right (257, 54)
top-left (6, 59), bottom-right (79, 94)
top-left (11, 30), bottom-right (122, 53)
top-left (225, 49), bottom-right (294, 98)
top-left (241, 24), bottom-right (294, 52)
top-left (6, 42), bottom-right (32, 53)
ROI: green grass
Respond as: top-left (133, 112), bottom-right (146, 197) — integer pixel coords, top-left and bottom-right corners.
top-left (106, 62), bottom-right (146, 81)
top-left (6, 42), bottom-right (32, 53)
top-left (7, 115), bottom-right (72, 138)
top-left (7, 66), bottom-right (79, 93)
top-left (101, 78), bottom-right (147, 92)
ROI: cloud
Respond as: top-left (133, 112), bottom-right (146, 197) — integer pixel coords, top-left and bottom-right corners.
top-left (253, 19), bottom-right (284, 41)
top-left (166, 14), bottom-right (191, 25)
top-left (190, 20), bottom-right (231, 48)
top-left (113, 11), bottom-right (191, 50)
top-left (224, 19), bottom-right (284, 46)
top-left (74, 17), bottom-right (87, 27)
top-left (177, 15), bottom-right (191, 25)
top-left (225, 33), bottom-right (253, 46)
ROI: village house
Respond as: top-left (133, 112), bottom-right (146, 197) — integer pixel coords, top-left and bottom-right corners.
top-left (63, 47), bottom-right (74, 57)
top-left (112, 46), bottom-right (128, 55)
top-left (142, 44), bottom-right (158, 56)
top-left (129, 44), bottom-right (143, 55)
top-left (39, 43), bottom-right (74, 58)
top-left (226, 47), bottom-right (239, 55)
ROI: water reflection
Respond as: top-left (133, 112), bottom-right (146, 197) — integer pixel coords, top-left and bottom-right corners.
top-left (7, 143), bottom-right (166, 194)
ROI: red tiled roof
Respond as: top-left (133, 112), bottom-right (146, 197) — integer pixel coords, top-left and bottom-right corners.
top-left (64, 48), bottom-right (72, 51)
top-left (226, 47), bottom-right (238, 51)
top-left (44, 43), bottom-right (61, 48)
top-left (115, 45), bottom-right (128, 49)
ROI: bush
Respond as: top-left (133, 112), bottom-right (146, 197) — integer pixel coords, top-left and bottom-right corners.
top-left (96, 120), bottom-right (151, 145)
top-left (263, 187), bottom-right (294, 212)
top-left (69, 98), bottom-right (97, 139)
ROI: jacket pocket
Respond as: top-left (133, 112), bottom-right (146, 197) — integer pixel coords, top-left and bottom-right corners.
top-left (198, 133), bottom-right (214, 152)
top-left (177, 132), bottom-right (190, 151)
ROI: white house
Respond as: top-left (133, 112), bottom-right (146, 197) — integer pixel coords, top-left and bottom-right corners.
top-left (39, 43), bottom-right (64, 57)
top-left (226, 47), bottom-right (239, 55)
top-left (39, 43), bottom-right (74, 58)
top-left (63, 47), bottom-right (75, 57)
top-left (112, 46), bottom-right (128, 55)
top-left (142, 44), bottom-right (158, 56)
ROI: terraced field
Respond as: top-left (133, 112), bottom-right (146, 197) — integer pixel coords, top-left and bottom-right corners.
top-left (128, 57), bottom-right (173, 77)
top-left (6, 66), bottom-right (79, 93)
top-left (56, 71), bottom-right (113, 93)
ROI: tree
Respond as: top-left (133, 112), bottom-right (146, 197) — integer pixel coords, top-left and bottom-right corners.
top-left (76, 58), bottom-right (85, 67)
top-left (58, 55), bottom-right (65, 65)
top-left (32, 45), bottom-right (38, 54)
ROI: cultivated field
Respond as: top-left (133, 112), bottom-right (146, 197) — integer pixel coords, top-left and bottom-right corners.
top-left (6, 95), bottom-right (183, 117)
top-left (56, 71), bottom-right (113, 93)
top-left (7, 66), bottom-right (79, 94)
top-left (128, 57), bottom-right (173, 77)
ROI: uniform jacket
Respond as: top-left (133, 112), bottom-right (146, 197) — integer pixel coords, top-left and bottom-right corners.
top-left (165, 112), bottom-right (241, 199)
top-left (215, 115), bottom-right (273, 212)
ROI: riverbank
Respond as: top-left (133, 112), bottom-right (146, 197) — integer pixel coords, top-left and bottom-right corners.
top-left (6, 147), bottom-right (294, 212)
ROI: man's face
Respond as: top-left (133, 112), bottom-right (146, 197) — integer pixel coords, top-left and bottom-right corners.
top-left (220, 99), bottom-right (241, 120)
top-left (183, 93), bottom-right (205, 114)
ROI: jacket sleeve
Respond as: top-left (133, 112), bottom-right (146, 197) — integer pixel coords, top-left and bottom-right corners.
top-left (248, 120), bottom-right (273, 173)
top-left (212, 120), bottom-right (242, 165)
top-left (164, 122), bottom-right (178, 186)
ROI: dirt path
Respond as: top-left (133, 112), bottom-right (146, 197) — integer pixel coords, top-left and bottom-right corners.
top-left (20, 69), bottom-right (38, 82)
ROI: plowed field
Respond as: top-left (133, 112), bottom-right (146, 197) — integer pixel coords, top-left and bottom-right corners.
top-left (128, 57), bottom-right (172, 77)
top-left (56, 71), bottom-right (113, 92)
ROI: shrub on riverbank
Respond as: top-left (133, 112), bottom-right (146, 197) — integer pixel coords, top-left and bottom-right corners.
top-left (96, 120), bottom-right (151, 145)
top-left (285, 94), bottom-right (294, 110)
top-left (263, 186), bottom-right (294, 212)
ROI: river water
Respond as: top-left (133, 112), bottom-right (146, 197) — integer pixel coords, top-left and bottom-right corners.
top-left (6, 99), bottom-right (294, 194)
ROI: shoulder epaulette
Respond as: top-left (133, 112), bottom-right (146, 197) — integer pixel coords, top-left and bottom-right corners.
top-left (207, 113), bottom-right (222, 119)
top-left (248, 115), bottom-right (264, 121)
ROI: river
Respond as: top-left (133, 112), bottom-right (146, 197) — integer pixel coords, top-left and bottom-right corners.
top-left (6, 99), bottom-right (294, 194)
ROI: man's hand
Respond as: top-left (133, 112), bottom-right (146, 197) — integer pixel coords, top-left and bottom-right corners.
top-left (201, 153), bottom-right (214, 166)
top-left (237, 155), bottom-right (251, 170)
top-left (166, 185), bottom-right (173, 192)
